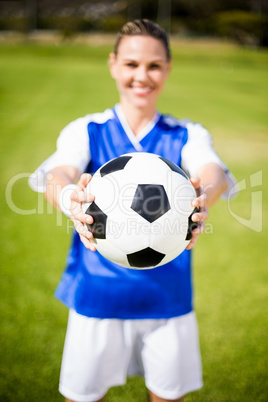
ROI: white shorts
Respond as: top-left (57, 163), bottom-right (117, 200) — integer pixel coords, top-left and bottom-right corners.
top-left (59, 310), bottom-right (203, 402)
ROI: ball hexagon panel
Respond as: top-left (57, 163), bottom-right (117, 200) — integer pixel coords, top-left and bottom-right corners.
top-left (165, 171), bottom-right (195, 217)
top-left (94, 238), bottom-right (130, 267)
top-left (121, 152), bottom-right (172, 184)
top-left (149, 214), bottom-right (189, 256)
top-left (86, 173), bottom-right (121, 213)
top-left (148, 169), bottom-right (195, 256)
top-left (159, 243), bottom-right (189, 266)
top-left (105, 207), bottom-right (151, 255)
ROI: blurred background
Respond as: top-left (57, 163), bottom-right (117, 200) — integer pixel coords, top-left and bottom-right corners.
top-left (0, 0), bottom-right (267, 47)
top-left (0, 1), bottom-right (267, 402)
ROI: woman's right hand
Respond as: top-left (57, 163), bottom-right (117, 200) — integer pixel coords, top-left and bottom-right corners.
top-left (70, 173), bottom-right (96, 251)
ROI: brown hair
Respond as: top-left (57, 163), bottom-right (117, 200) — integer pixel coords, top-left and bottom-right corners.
top-left (114, 19), bottom-right (171, 61)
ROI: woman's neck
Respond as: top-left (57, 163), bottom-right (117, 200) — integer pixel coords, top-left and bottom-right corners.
top-left (120, 103), bottom-right (157, 136)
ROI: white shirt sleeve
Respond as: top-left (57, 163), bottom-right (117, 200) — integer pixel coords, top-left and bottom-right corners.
top-left (28, 117), bottom-right (91, 192)
top-left (180, 120), bottom-right (236, 199)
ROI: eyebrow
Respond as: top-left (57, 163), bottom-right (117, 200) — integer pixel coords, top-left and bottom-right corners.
top-left (122, 58), bottom-right (165, 63)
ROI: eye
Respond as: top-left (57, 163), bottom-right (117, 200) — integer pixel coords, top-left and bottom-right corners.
top-left (150, 63), bottom-right (161, 70)
top-left (126, 62), bottom-right (138, 68)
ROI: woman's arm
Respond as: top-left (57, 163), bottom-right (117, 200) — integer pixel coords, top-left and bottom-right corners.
top-left (186, 163), bottom-right (228, 250)
top-left (197, 162), bottom-right (228, 208)
top-left (44, 165), bottom-right (81, 210)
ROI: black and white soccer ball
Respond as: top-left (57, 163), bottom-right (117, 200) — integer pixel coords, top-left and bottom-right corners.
top-left (82, 153), bottom-right (197, 269)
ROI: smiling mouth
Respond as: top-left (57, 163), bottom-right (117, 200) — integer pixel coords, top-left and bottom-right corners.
top-left (131, 86), bottom-right (152, 95)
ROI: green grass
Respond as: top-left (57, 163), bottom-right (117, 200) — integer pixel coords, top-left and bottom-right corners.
top-left (0, 37), bottom-right (267, 401)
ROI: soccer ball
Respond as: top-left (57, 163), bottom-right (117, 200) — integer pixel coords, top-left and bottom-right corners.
top-left (82, 153), bottom-right (197, 269)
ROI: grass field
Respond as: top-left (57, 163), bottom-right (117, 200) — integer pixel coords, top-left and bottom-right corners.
top-left (0, 35), bottom-right (267, 401)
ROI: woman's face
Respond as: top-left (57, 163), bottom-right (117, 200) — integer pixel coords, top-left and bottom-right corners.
top-left (109, 35), bottom-right (171, 112)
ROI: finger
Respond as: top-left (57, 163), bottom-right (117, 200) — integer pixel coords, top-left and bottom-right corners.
top-left (192, 193), bottom-right (207, 208)
top-left (70, 188), bottom-right (94, 204)
top-left (71, 210), bottom-right (94, 225)
top-left (79, 234), bottom-right (97, 251)
top-left (190, 178), bottom-right (201, 196)
top-left (186, 235), bottom-right (199, 250)
top-left (71, 218), bottom-right (94, 240)
top-left (191, 221), bottom-right (205, 235)
top-left (77, 173), bottom-right (92, 190)
top-left (70, 198), bottom-right (90, 220)
top-left (70, 188), bottom-right (94, 219)
top-left (192, 208), bottom-right (209, 223)
top-left (186, 220), bottom-right (205, 250)
top-left (71, 218), bottom-right (97, 251)
top-left (190, 177), bottom-right (200, 189)
top-left (186, 221), bottom-right (205, 247)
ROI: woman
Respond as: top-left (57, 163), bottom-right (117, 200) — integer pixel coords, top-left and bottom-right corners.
top-left (30, 19), bottom-right (234, 402)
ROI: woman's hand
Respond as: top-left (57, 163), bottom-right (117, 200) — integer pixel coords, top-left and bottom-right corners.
top-left (70, 173), bottom-right (96, 251)
top-left (186, 178), bottom-right (209, 250)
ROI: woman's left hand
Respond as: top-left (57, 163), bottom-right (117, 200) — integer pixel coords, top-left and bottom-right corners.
top-left (186, 178), bottom-right (209, 250)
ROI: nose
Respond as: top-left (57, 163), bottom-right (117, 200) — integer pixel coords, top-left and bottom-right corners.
top-left (134, 65), bottom-right (148, 82)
